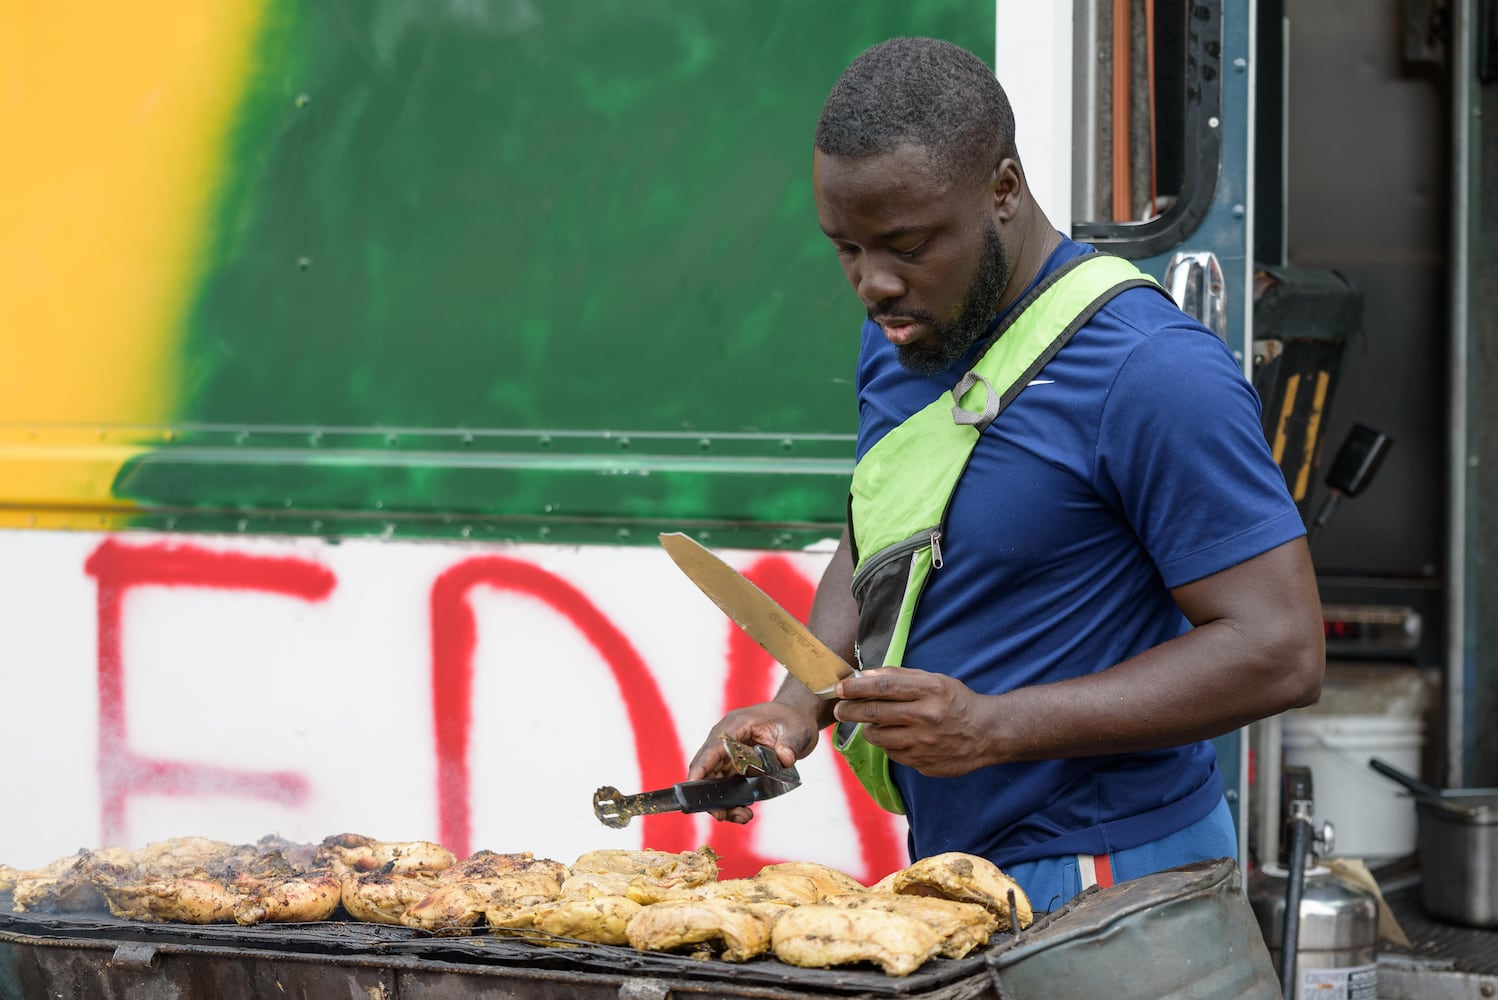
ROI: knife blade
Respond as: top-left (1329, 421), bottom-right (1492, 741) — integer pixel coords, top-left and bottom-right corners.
top-left (659, 532), bottom-right (855, 698)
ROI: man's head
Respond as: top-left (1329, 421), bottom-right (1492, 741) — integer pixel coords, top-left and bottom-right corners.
top-left (813, 38), bottom-right (1031, 376)
top-left (815, 37), bottom-right (1017, 185)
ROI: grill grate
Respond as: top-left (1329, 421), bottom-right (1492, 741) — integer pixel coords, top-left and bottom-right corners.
top-left (1380, 881), bottom-right (1498, 977)
top-left (0, 891), bottom-right (1023, 997)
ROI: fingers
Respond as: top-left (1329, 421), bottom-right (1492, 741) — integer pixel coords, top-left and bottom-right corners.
top-left (834, 666), bottom-right (930, 702)
top-left (706, 805), bottom-right (754, 825)
top-left (687, 737), bottom-right (732, 781)
top-left (832, 668), bottom-right (962, 730)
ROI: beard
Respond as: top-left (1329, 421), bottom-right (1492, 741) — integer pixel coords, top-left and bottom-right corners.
top-left (879, 220), bottom-right (1011, 378)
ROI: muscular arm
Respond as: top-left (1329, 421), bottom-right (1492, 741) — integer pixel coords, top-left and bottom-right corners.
top-left (832, 536), bottom-right (1324, 775)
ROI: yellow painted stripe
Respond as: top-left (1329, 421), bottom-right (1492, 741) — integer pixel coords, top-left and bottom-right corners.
top-left (1271, 373), bottom-right (1300, 466)
top-left (0, 0), bottom-right (266, 505)
top-left (1292, 370), bottom-right (1332, 501)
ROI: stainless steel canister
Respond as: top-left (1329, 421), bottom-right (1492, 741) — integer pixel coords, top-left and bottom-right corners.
top-left (1249, 863), bottom-right (1378, 1000)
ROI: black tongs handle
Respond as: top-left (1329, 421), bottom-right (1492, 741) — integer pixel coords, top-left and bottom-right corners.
top-left (675, 775), bottom-right (780, 812)
top-left (592, 776), bottom-right (777, 829)
top-left (592, 738), bottom-right (800, 829)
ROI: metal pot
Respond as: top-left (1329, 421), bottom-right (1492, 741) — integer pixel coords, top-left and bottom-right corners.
top-left (1369, 758), bottom-right (1498, 928)
top-left (1414, 793), bottom-right (1498, 927)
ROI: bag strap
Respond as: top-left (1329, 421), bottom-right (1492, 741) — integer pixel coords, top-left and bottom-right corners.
top-left (953, 252), bottom-right (1162, 433)
top-left (849, 252), bottom-right (1163, 569)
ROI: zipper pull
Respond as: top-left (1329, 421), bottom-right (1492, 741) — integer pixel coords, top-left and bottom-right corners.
top-left (930, 529), bottom-right (944, 569)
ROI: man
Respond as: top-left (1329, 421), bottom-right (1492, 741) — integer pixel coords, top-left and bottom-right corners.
top-left (688, 37), bottom-right (1324, 910)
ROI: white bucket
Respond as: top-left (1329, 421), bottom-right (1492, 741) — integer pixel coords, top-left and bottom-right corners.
top-left (1281, 712), bottom-right (1424, 861)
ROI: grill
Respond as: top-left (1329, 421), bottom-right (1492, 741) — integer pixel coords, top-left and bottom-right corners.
top-left (0, 859), bottom-right (1294, 1000)
top-left (0, 890), bottom-right (1018, 1000)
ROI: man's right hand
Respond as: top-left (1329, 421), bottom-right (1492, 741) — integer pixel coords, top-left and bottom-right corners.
top-left (686, 701), bottom-right (822, 824)
top-left (685, 526), bottom-right (858, 823)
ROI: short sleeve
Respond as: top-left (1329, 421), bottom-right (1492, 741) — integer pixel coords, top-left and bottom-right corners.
top-left (1096, 323), bottom-right (1306, 588)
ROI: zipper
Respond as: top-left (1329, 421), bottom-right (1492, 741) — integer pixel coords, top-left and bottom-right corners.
top-left (851, 526), bottom-right (942, 597)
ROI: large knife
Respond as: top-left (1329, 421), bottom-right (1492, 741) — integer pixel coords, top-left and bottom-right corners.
top-left (659, 532), bottom-right (855, 698)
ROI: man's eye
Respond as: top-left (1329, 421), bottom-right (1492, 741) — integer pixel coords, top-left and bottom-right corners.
top-left (834, 244), bottom-right (858, 258)
top-left (892, 241), bottom-right (927, 258)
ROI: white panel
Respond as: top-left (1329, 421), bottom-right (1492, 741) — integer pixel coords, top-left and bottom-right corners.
top-left (995, 1), bottom-right (1073, 234)
top-left (0, 528), bottom-right (908, 883)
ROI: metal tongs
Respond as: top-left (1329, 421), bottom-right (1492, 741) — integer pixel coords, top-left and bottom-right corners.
top-left (592, 736), bottom-right (801, 829)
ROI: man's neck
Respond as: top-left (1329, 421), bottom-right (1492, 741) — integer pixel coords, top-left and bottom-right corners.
top-left (996, 211), bottom-right (1063, 314)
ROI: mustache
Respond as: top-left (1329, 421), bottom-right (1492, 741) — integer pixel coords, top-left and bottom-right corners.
top-left (867, 307), bottom-right (937, 324)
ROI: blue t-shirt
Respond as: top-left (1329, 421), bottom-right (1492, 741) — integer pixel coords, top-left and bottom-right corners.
top-left (854, 237), bottom-right (1305, 868)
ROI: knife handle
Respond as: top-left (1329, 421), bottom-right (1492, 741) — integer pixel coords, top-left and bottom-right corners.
top-left (671, 776), bottom-right (763, 813)
top-left (592, 777), bottom-right (774, 828)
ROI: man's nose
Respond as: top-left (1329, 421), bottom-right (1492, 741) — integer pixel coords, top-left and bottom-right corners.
top-left (856, 261), bottom-right (906, 305)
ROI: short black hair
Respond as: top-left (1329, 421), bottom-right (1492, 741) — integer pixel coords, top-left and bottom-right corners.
top-left (814, 37), bottom-right (1017, 184)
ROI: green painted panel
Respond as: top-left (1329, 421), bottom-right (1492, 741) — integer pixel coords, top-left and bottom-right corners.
top-left (120, 0), bottom-right (993, 543)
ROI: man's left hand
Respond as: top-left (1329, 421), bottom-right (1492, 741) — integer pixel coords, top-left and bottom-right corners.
top-left (832, 667), bottom-right (996, 776)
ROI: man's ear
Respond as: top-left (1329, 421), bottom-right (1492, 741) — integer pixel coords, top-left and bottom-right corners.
top-left (991, 158), bottom-right (1024, 222)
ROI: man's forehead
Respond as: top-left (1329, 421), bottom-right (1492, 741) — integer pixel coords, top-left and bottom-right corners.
top-left (812, 144), bottom-right (956, 206)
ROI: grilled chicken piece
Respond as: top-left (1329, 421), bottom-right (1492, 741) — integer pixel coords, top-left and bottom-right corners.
top-left (556, 870), bottom-right (636, 900)
top-left (522, 895), bottom-right (644, 944)
top-left (663, 860), bottom-right (862, 907)
top-left (231, 865), bottom-right (341, 926)
top-left (568, 848), bottom-right (717, 903)
top-left (772, 903), bottom-right (945, 976)
top-left (823, 892), bottom-right (997, 958)
top-left (755, 861), bottom-right (866, 899)
top-left (401, 852), bottom-right (568, 933)
top-left (340, 868), bottom-right (448, 925)
top-left (885, 852), bottom-right (1033, 931)
top-left (80, 846), bottom-right (328, 925)
top-left (625, 897), bottom-right (777, 962)
top-left (665, 874), bottom-right (818, 906)
top-left (12, 852), bottom-right (115, 913)
top-left (88, 860), bottom-right (240, 924)
top-left (318, 833), bottom-right (456, 874)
